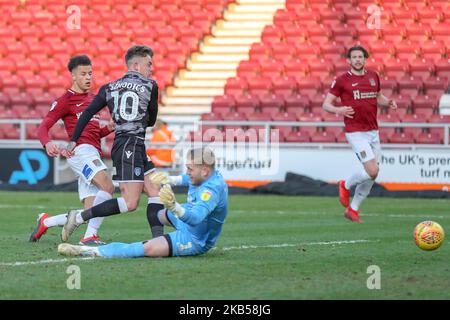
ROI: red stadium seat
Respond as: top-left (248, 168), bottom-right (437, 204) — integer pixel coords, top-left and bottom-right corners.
top-left (262, 25), bottom-right (283, 44)
top-left (249, 43), bottom-right (271, 61)
top-left (389, 131), bottom-right (415, 143)
top-left (0, 92), bottom-right (11, 107)
top-left (379, 112), bottom-right (401, 123)
top-left (414, 108), bottom-right (435, 121)
top-left (246, 112), bottom-right (271, 121)
top-left (285, 130), bottom-right (310, 143)
top-left (201, 113), bottom-right (223, 121)
top-left (430, 24), bottom-right (448, 41)
top-left (274, 9), bottom-right (296, 27)
top-left (10, 92), bottom-right (34, 106)
top-left (380, 76), bottom-right (398, 96)
top-left (284, 58), bottom-right (307, 78)
top-left (247, 78), bottom-right (272, 96)
top-left (219, 108), bottom-right (246, 123)
top-left (409, 58), bottom-right (435, 79)
top-left (395, 40), bottom-right (420, 60)
top-left (2, 124), bottom-right (20, 139)
top-left (0, 108), bottom-right (18, 119)
top-left (259, 93), bottom-right (285, 110)
top-left (284, 93), bottom-right (310, 109)
top-left (268, 45), bottom-right (293, 66)
top-left (307, 59), bottom-right (334, 79)
top-left (234, 94), bottom-right (260, 109)
top-left (392, 94), bottom-right (413, 110)
top-left (397, 76), bottom-right (423, 98)
top-left (384, 58), bottom-right (410, 80)
top-left (421, 40), bottom-right (447, 60)
top-left (310, 130), bottom-right (336, 143)
top-left (271, 112), bottom-right (297, 121)
top-left (297, 77), bottom-right (322, 97)
top-left (318, 109), bottom-right (340, 122)
top-left (423, 76), bottom-right (449, 96)
top-left (212, 95), bottom-right (236, 110)
top-left (417, 5), bottom-right (444, 24)
top-left (412, 94), bottom-right (439, 110)
top-left (272, 125), bottom-right (292, 138)
top-left (224, 77), bottom-right (248, 96)
top-left (415, 132), bottom-right (443, 144)
top-left (296, 111), bottom-right (322, 122)
top-left (428, 114), bottom-right (450, 123)
top-left (282, 24), bottom-right (306, 45)
top-left (237, 60), bottom-right (260, 79)
top-left (272, 76), bottom-right (298, 97)
top-left (402, 113), bottom-right (426, 123)
top-left (319, 41), bottom-right (346, 61)
top-left (434, 58), bottom-right (450, 78)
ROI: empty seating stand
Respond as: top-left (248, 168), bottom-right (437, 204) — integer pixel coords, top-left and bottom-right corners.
top-left (203, 0), bottom-right (450, 144)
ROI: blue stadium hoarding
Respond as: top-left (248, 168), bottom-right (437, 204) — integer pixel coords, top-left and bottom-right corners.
top-left (0, 149), bottom-right (54, 185)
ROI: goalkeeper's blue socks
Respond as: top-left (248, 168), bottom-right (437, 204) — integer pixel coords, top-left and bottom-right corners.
top-left (97, 242), bottom-right (145, 258)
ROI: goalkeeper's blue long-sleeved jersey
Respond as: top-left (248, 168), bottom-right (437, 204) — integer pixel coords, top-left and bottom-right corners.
top-left (177, 170), bottom-right (228, 250)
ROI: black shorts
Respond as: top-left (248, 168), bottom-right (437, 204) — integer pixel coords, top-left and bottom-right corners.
top-left (111, 135), bottom-right (154, 182)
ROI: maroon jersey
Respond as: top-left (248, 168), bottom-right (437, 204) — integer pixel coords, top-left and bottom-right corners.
top-left (38, 89), bottom-right (111, 154)
top-left (329, 69), bottom-right (381, 133)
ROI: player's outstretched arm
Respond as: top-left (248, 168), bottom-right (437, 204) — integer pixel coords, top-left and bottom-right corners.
top-left (159, 185), bottom-right (217, 226)
top-left (323, 93), bottom-right (355, 118)
top-left (38, 100), bottom-right (69, 157)
top-left (100, 119), bottom-right (115, 138)
top-left (147, 83), bottom-right (159, 127)
top-left (377, 92), bottom-right (397, 109)
top-left (70, 85), bottom-right (107, 144)
top-left (148, 172), bottom-right (188, 186)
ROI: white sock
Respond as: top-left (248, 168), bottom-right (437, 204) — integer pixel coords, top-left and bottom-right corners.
top-left (345, 169), bottom-right (371, 190)
top-left (84, 191), bottom-right (112, 239)
top-left (350, 179), bottom-right (375, 211)
top-left (75, 210), bottom-right (85, 224)
top-left (43, 213), bottom-right (68, 228)
top-left (80, 246), bottom-right (101, 257)
top-left (117, 197), bottom-right (129, 213)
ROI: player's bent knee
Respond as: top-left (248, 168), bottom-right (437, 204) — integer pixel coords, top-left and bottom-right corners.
top-left (125, 199), bottom-right (139, 212)
top-left (143, 238), bottom-right (170, 257)
top-left (103, 182), bottom-right (115, 195)
top-left (367, 167), bottom-right (379, 180)
top-left (145, 182), bottom-right (160, 197)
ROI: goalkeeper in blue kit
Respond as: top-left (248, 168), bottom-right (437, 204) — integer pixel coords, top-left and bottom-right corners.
top-left (58, 147), bottom-right (229, 258)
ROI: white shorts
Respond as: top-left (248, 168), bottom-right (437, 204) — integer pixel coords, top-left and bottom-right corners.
top-left (345, 130), bottom-right (381, 163)
top-left (66, 144), bottom-right (108, 201)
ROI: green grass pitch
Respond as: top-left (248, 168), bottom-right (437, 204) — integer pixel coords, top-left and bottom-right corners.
top-left (0, 191), bottom-right (448, 299)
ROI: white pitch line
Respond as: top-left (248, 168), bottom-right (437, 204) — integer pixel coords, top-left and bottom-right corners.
top-left (0, 257), bottom-right (95, 267)
top-left (0, 204), bottom-right (70, 210)
top-left (365, 213), bottom-right (448, 219)
top-left (0, 240), bottom-right (377, 267)
top-left (218, 239), bottom-right (377, 251)
top-left (232, 210), bottom-right (449, 219)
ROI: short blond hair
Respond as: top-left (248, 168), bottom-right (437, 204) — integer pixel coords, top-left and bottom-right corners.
top-left (188, 147), bottom-right (215, 168)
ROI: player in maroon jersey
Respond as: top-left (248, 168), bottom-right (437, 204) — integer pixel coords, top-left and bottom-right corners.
top-left (322, 45), bottom-right (397, 223)
top-left (29, 55), bottom-right (115, 244)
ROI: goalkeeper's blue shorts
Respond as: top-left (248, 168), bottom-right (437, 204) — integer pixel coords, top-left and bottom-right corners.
top-left (165, 210), bottom-right (208, 257)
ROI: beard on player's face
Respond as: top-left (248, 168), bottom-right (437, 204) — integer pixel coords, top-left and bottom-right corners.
top-left (349, 58), bottom-right (365, 72)
top-left (351, 63), bottom-right (364, 71)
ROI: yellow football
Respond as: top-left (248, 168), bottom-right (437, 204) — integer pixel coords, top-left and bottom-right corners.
top-left (414, 221), bottom-right (445, 251)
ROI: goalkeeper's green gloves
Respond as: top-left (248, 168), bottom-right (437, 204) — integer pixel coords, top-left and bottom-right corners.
top-left (149, 171), bottom-right (182, 186)
top-left (159, 184), bottom-right (185, 218)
